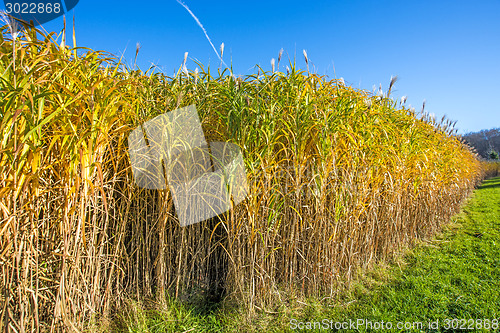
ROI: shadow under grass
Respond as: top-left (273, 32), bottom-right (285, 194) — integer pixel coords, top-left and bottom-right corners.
top-left (105, 295), bottom-right (236, 333)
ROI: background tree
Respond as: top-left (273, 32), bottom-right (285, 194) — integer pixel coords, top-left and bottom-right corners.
top-left (462, 128), bottom-right (500, 159)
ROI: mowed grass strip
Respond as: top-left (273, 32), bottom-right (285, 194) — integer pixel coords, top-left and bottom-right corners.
top-left (110, 177), bottom-right (500, 332)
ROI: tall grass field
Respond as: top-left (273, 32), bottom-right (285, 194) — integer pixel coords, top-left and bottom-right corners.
top-left (1, 23), bottom-right (499, 331)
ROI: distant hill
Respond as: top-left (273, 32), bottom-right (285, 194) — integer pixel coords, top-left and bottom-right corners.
top-left (462, 128), bottom-right (500, 159)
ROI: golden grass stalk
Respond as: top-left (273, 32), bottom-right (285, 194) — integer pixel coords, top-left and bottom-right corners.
top-left (0, 25), bottom-right (485, 330)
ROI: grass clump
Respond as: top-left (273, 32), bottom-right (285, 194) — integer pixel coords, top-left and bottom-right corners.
top-left (256, 176), bottom-right (500, 333)
top-left (0, 23), bottom-right (486, 330)
top-left (481, 161), bottom-right (500, 178)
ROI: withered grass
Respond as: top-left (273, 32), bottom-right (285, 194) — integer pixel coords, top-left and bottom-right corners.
top-left (0, 24), bottom-right (496, 331)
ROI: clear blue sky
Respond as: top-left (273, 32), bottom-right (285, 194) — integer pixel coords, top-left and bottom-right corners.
top-left (3, 0), bottom-right (499, 133)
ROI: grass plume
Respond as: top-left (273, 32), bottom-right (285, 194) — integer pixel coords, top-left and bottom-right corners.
top-left (0, 24), bottom-right (493, 331)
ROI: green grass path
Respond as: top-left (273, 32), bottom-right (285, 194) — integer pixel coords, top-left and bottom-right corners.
top-left (110, 177), bottom-right (500, 333)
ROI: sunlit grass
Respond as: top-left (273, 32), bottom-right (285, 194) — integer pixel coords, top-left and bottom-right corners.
top-left (0, 22), bottom-right (492, 330)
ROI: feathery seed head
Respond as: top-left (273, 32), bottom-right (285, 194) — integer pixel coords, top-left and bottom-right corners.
top-left (134, 42), bottom-right (141, 66)
top-left (377, 84), bottom-right (384, 97)
top-left (0, 12), bottom-right (19, 40)
top-left (387, 75), bottom-right (398, 97)
top-left (365, 98), bottom-right (372, 108)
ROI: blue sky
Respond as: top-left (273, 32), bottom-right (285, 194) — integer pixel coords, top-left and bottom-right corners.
top-left (3, 0), bottom-right (499, 133)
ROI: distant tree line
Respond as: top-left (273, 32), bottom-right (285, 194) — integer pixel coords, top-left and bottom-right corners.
top-left (462, 128), bottom-right (500, 160)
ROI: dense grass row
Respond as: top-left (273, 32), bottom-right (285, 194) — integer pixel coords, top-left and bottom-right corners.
top-left (105, 177), bottom-right (500, 332)
top-left (0, 24), bottom-right (495, 331)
